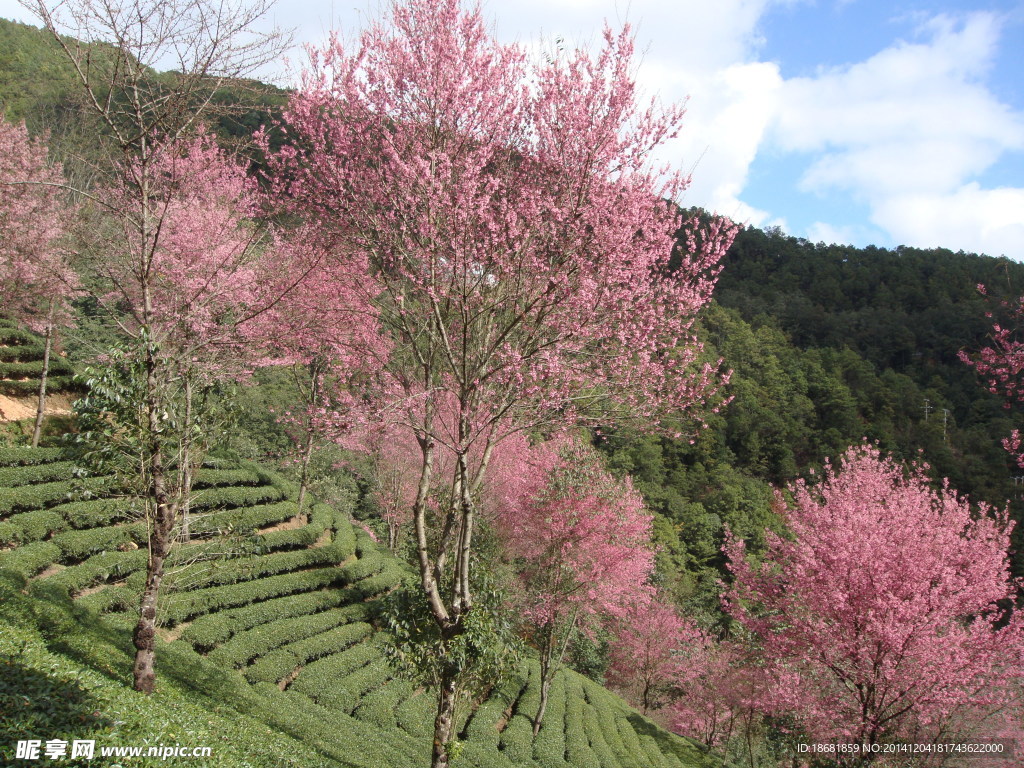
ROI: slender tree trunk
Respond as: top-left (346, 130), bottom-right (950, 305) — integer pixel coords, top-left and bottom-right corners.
top-left (533, 611), bottom-right (578, 735)
top-left (432, 662), bottom-right (459, 768)
top-left (31, 302), bottom-right (56, 449)
top-left (180, 374), bottom-right (193, 541)
top-left (132, 492), bottom-right (176, 693)
top-left (296, 361), bottom-right (322, 515)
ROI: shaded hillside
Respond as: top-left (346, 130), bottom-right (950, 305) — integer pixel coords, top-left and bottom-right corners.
top-left (0, 442), bottom-right (721, 768)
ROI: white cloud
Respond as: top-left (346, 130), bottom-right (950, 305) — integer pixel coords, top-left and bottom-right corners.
top-left (767, 11), bottom-right (1024, 255)
top-left (873, 184), bottom-right (1024, 258)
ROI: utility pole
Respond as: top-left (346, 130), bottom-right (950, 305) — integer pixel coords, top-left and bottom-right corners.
top-left (922, 398), bottom-right (933, 422)
top-left (941, 408), bottom-right (950, 443)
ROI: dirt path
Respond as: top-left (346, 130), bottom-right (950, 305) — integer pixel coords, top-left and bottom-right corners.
top-left (0, 393), bottom-right (75, 422)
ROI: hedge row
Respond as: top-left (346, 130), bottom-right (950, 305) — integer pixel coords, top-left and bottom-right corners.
top-left (181, 588), bottom-right (362, 651)
top-left (498, 715), bottom-right (535, 765)
top-left (290, 641), bottom-right (380, 703)
top-left (0, 375), bottom-right (76, 397)
top-left (0, 508), bottom-right (65, 546)
top-left (352, 677), bottom-right (415, 731)
top-left (193, 467), bottom-right (264, 489)
top-left (582, 684), bottom-right (632, 765)
top-left (0, 358), bottom-right (73, 379)
top-left (0, 541), bottom-right (61, 578)
top-left (394, 690), bottom-right (434, 740)
top-left (309, 657), bottom-right (392, 714)
top-left (563, 673), bottom-right (600, 768)
top-left (207, 607), bottom-right (367, 668)
top-left (47, 548), bottom-right (149, 594)
top-left (255, 503), bottom-right (334, 551)
top-left (466, 668), bottom-right (529, 752)
top-left (579, 695), bottom-right (619, 768)
top-left (0, 446), bottom-right (64, 467)
top-left (345, 560), bottom-right (407, 601)
top-left (189, 484), bottom-right (285, 511)
top-left (0, 460), bottom-right (79, 488)
top-left (533, 672), bottom-right (568, 768)
top-left (267, 686), bottom-right (429, 768)
top-left (50, 522), bottom-right (147, 561)
top-left (243, 622), bottom-right (373, 685)
top-left (48, 497), bottom-right (135, 528)
top-left (187, 501), bottom-right (298, 539)
top-left (0, 340), bottom-right (45, 362)
top-left (180, 542), bottom-right (347, 591)
top-left (0, 476), bottom-right (113, 516)
top-left (162, 566), bottom-right (348, 624)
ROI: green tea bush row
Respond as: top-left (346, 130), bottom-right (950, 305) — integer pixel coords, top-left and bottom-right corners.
top-left (532, 673), bottom-right (568, 768)
top-left (0, 375), bottom-right (76, 397)
top-left (268, 686), bottom-right (428, 768)
top-left (465, 668), bottom-right (528, 751)
top-left (563, 674), bottom-right (600, 768)
top-left (193, 467), bottom-right (263, 488)
top-left (0, 509), bottom-right (64, 546)
top-left (290, 641), bottom-right (379, 702)
top-left (0, 476), bottom-right (113, 516)
top-left (582, 684), bottom-right (631, 763)
top-left (163, 566), bottom-right (346, 623)
top-left (0, 326), bottom-right (38, 344)
top-left (182, 543), bottom-right (346, 590)
top-left (498, 715), bottom-right (535, 765)
top-left (579, 697), bottom-right (620, 768)
top-left (181, 589), bottom-right (360, 650)
top-left (206, 608), bottom-right (366, 667)
top-left (457, 741), bottom-right (519, 768)
top-left (339, 546), bottom-right (385, 583)
top-left (244, 621), bottom-right (373, 685)
top-left (0, 340), bottom-right (44, 361)
top-left (0, 446), bottom-right (64, 467)
top-left (189, 483), bottom-right (285, 511)
top-left (0, 541), bottom-right (60, 578)
top-left (188, 501), bottom-right (298, 538)
top-left (346, 562), bottom-right (406, 601)
top-left (53, 497), bottom-right (138, 528)
top-left (352, 677), bottom-right (415, 730)
top-left (395, 690), bottom-right (434, 740)
top-left (50, 522), bottom-right (147, 560)
top-left (48, 549), bottom-right (148, 594)
top-left (0, 358), bottom-right (72, 379)
top-left (255, 503), bottom-right (334, 551)
top-left (311, 657), bottom-right (392, 714)
top-left (286, 620), bottom-right (372, 664)
top-left (70, 582), bottom-right (137, 613)
top-left (0, 460), bottom-right (79, 488)
top-left (332, 513), bottom-right (357, 558)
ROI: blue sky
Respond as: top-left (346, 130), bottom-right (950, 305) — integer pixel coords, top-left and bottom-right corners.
top-left (3, 0), bottom-right (1023, 257)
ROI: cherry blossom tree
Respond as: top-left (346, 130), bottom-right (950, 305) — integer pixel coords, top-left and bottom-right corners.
top-left (74, 132), bottom-right (278, 694)
top-left (272, 0), bottom-right (733, 761)
top-left (0, 118), bottom-right (79, 446)
top-left (960, 286), bottom-right (1024, 465)
top-left (723, 445), bottom-right (1024, 755)
top-left (607, 595), bottom-right (749, 750)
top-left (491, 438), bottom-right (655, 733)
top-left (26, 0), bottom-right (290, 695)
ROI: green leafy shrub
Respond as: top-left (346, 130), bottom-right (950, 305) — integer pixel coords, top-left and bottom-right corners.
top-left (181, 589), bottom-right (360, 651)
top-left (0, 446), bottom-right (64, 467)
top-left (206, 609), bottom-right (369, 668)
top-left (353, 677), bottom-right (415, 730)
top-left (50, 522), bottom-right (147, 560)
top-left (189, 483), bottom-right (284, 510)
top-left (0, 460), bottom-right (78, 487)
top-left (0, 508), bottom-right (65, 546)
top-left (163, 566), bottom-right (347, 623)
top-left (47, 549), bottom-right (148, 594)
top-left (0, 476), bottom-right (113, 516)
top-left (498, 715), bottom-right (535, 765)
top-left (533, 673), bottom-right (568, 768)
top-left (193, 467), bottom-right (263, 488)
top-left (0, 541), bottom-right (61, 578)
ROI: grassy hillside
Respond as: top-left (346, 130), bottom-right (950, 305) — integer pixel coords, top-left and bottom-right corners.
top-left (0, 443), bottom-right (721, 768)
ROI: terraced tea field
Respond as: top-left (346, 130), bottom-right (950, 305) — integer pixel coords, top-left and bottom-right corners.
top-left (0, 443), bottom-right (720, 767)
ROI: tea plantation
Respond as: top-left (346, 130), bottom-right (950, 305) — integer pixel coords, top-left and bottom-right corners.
top-left (0, 442), bottom-right (722, 767)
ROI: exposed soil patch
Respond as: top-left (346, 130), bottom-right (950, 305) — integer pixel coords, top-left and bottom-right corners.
top-left (258, 513), bottom-right (307, 535)
top-left (279, 665), bottom-right (303, 691)
top-left (33, 563), bottom-right (65, 580)
top-left (310, 528), bottom-right (332, 549)
top-left (158, 620), bottom-right (191, 643)
top-left (0, 393), bottom-right (75, 422)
